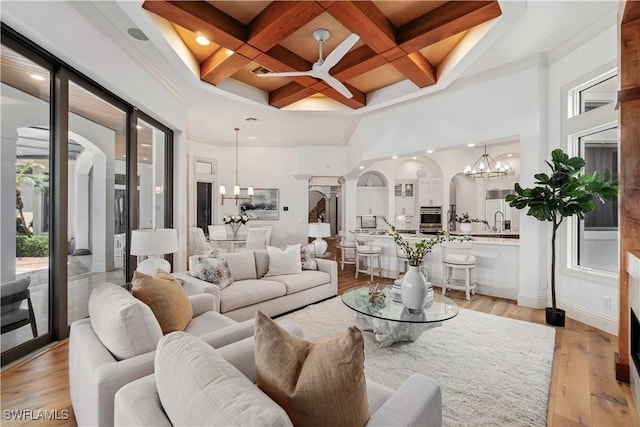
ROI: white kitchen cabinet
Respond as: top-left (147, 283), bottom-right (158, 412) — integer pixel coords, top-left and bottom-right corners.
top-left (418, 179), bottom-right (443, 207)
top-left (394, 180), bottom-right (415, 198)
top-left (356, 187), bottom-right (387, 216)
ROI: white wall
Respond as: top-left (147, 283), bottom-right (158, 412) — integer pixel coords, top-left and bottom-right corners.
top-left (547, 24), bottom-right (619, 334)
top-left (187, 140), bottom-right (325, 251)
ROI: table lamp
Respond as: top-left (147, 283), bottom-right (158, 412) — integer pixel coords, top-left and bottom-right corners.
top-left (130, 228), bottom-right (179, 276)
top-left (308, 223), bottom-right (331, 256)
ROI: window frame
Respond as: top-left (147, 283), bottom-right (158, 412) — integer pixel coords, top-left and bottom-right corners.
top-left (560, 62), bottom-right (619, 284)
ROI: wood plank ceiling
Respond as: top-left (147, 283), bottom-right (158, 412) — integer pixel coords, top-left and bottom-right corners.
top-left (142, 1), bottom-right (502, 109)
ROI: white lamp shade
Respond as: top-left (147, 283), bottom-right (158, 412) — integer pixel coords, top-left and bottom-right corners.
top-left (130, 229), bottom-right (178, 256)
top-left (308, 223), bottom-right (331, 238)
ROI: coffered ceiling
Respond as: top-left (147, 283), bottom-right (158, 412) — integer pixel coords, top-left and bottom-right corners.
top-left (141, 1), bottom-right (502, 110)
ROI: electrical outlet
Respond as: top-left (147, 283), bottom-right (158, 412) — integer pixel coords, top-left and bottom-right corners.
top-left (603, 296), bottom-right (612, 309)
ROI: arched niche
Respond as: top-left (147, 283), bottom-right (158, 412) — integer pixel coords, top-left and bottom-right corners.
top-left (357, 171), bottom-right (387, 187)
top-left (393, 157), bottom-right (443, 180)
top-left (356, 171), bottom-right (388, 218)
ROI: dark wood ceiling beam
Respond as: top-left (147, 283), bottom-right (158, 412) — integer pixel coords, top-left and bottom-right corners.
top-left (326, 1), bottom-right (397, 54)
top-left (142, 1), bottom-right (246, 51)
top-left (248, 1), bottom-right (325, 51)
top-left (201, 49), bottom-right (251, 85)
top-left (315, 1), bottom-right (338, 10)
top-left (390, 52), bottom-right (436, 88)
top-left (269, 83), bottom-right (318, 108)
top-left (331, 45), bottom-right (387, 81)
top-left (397, 1), bottom-right (502, 54)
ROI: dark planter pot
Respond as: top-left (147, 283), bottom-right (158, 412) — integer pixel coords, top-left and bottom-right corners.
top-left (545, 307), bottom-right (565, 327)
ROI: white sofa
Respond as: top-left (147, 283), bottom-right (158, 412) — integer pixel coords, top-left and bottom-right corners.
top-left (69, 283), bottom-right (255, 427)
top-left (114, 331), bottom-right (443, 427)
top-left (174, 249), bottom-right (337, 321)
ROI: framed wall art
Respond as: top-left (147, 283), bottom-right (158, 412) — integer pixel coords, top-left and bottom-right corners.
top-left (240, 188), bottom-right (279, 220)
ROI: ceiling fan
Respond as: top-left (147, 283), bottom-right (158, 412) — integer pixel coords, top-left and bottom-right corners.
top-left (257, 29), bottom-right (360, 99)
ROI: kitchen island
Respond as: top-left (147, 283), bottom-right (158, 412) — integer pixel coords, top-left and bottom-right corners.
top-left (355, 233), bottom-right (519, 300)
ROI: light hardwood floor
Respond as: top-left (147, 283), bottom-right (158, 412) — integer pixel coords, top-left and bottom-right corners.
top-left (1, 246), bottom-right (639, 427)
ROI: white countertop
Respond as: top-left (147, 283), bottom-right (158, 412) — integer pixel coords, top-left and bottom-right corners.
top-left (359, 233), bottom-right (520, 246)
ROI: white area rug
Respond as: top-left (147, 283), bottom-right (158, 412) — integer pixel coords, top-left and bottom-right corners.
top-left (276, 297), bottom-right (555, 427)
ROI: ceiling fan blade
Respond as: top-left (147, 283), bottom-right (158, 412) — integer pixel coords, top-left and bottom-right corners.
top-left (256, 71), bottom-right (311, 78)
top-left (322, 74), bottom-right (353, 99)
top-left (319, 33), bottom-right (360, 71)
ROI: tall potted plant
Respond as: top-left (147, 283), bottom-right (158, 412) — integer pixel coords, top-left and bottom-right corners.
top-left (505, 149), bottom-right (618, 326)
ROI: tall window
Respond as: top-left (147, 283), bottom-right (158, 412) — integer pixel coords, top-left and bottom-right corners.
top-left (567, 70), bottom-right (619, 275)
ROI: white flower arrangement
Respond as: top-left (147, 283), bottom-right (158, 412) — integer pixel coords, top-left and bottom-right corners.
top-left (223, 214), bottom-right (249, 225)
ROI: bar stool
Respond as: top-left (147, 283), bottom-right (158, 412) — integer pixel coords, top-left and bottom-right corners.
top-left (441, 241), bottom-right (476, 300)
top-left (337, 232), bottom-right (357, 271)
top-left (355, 235), bottom-right (382, 281)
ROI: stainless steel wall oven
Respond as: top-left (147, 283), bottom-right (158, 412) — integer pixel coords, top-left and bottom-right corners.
top-left (419, 206), bottom-right (443, 232)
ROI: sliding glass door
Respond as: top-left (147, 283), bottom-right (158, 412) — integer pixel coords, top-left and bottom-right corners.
top-left (0, 43), bottom-right (53, 355)
top-left (1, 24), bottom-right (174, 365)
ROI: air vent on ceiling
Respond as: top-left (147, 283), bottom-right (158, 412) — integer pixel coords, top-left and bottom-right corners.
top-left (251, 66), bottom-right (272, 75)
top-left (245, 117), bottom-right (258, 122)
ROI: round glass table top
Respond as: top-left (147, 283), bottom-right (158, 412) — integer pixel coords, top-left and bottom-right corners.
top-left (341, 284), bottom-right (459, 323)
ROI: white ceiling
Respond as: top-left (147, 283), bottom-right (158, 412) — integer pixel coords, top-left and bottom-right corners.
top-left (5, 1), bottom-right (622, 147)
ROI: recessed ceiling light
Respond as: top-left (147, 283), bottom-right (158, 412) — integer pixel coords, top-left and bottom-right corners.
top-left (507, 153), bottom-right (513, 157)
top-left (426, 150), bottom-right (434, 154)
top-left (195, 35), bottom-right (210, 46)
top-left (467, 143), bottom-right (475, 147)
top-left (30, 74), bottom-right (45, 81)
top-left (141, 143), bottom-right (152, 147)
top-left (392, 155), bottom-right (398, 159)
top-left (359, 166), bottom-right (364, 169)
top-left (142, 157), bottom-right (149, 161)
top-left (412, 156), bottom-right (417, 160)
top-left (248, 135), bottom-right (256, 140)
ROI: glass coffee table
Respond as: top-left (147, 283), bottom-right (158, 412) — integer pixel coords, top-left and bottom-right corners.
top-left (341, 284), bottom-right (459, 347)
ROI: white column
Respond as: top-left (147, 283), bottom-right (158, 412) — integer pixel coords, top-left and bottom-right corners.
top-left (344, 177), bottom-right (358, 238)
top-left (90, 155), bottom-right (110, 272)
top-left (152, 131), bottom-right (165, 228)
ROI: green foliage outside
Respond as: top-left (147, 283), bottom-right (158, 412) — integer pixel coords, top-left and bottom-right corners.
top-left (506, 149), bottom-right (618, 311)
top-left (16, 234), bottom-right (49, 257)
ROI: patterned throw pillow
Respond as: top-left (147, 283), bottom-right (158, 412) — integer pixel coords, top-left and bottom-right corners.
top-left (188, 254), bottom-right (233, 289)
top-left (301, 243), bottom-right (317, 270)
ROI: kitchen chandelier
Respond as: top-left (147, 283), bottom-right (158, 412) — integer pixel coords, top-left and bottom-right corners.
top-left (463, 145), bottom-right (510, 179)
top-left (220, 128), bottom-right (253, 205)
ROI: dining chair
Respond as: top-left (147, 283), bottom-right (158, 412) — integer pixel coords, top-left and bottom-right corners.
top-left (245, 227), bottom-right (268, 250)
top-left (208, 225), bottom-right (230, 253)
top-left (190, 227), bottom-right (214, 255)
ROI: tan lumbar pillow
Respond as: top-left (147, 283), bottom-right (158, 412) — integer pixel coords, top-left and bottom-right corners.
top-left (132, 270), bottom-right (192, 334)
top-left (254, 311), bottom-right (370, 426)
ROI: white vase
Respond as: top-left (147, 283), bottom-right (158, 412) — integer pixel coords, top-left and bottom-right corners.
top-left (459, 223), bottom-right (472, 233)
top-left (401, 265), bottom-right (431, 311)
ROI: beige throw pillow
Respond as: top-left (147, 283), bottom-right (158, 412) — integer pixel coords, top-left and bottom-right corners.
top-left (132, 270), bottom-right (193, 334)
top-left (265, 244), bottom-right (302, 276)
top-left (254, 311), bottom-right (370, 427)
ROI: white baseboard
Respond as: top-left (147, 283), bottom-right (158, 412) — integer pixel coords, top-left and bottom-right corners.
top-left (557, 299), bottom-right (618, 335)
top-left (517, 292), bottom-right (547, 309)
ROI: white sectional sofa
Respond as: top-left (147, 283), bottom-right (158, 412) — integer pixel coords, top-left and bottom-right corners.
top-left (114, 331), bottom-right (443, 427)
top-left (174, 249), bottom-right (338, 322)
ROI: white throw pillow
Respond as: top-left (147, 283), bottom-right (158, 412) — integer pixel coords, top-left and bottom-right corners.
top-left (188, 254), bottom-right (233, 289)
top-left (155, 332), bottom-right (293, 427)
top-left (266, 245), bottom-right (303, 276)
top-left (88, 283), bottom-right (162, 360)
